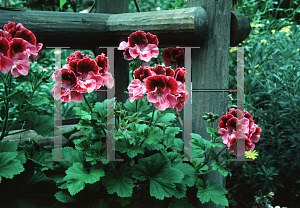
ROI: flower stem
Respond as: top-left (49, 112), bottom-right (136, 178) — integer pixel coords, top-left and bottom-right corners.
top-left (0, 79), bottom-right (43, 140)
top-left (174, 109), bottom-right (184, 129)
top-left (149, 106), bottom-right (156, 127)
top-left (82, 93), bottom-right (93, 114)
top-left (0, 73), bottom-right (10, 140)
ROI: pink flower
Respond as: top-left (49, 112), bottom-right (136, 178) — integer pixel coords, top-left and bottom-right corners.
top-left (10, 52), bottom-right (30, 78)
top-left (128, 79), bottom-right (147, 102)
top-left (129, 43), bottom-right (159, 62)
top-left (118, 30), bottom-right (159, 62)
top-left (172, 81), bottom-right (189, 111)
top-left (52, 51), bottom-right (114, 103)
top-left (218, 108), bottom-right (261, 156)
top-left (145, 75), bottom-right (178, 111)
top-left (0, 37), bottom-right (14, 73)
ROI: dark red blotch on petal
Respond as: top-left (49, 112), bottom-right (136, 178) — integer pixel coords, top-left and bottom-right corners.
top-left (146, 32), bottom-right (158, 46)
top-left (133, 66), bottom-right (153, 82)
top-left (76, 58), bottom-right (99, 76)
top-left (9, 38), bottom-right (27, 58)
top-left (145, 75), bottom-right (167, 92)
top-left (165, 67), bottom-right (175, 77)
top-left (152, 65), bottom-right (166, 75)
top-left (128, 30), bottom-right (148, 47)
top-left (15, 28), bottom-right (36, 46)
top-left (0, 37), bottom-right (10, 56)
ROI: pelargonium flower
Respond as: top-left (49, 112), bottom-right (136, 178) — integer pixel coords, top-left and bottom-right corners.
top-left (145, 75), bottom-right (178, 111)
top-left (0, 37), bottom-right (14, 73)
top-left (162, 46), bottom-right (185, 68)
top-left (172, 81), bottom-right (189, 111)
top-left (218, 108), bottom-right (261, 156)
top-left (128, 79), bottom-right (147, 102)
top-left (133, 66), bottom-right (154, 82)
top-left (118, 30), bottom-right (159, 62)
top-left (0, 21), bottom-right (43, 77)
top-left (52, 51), bottom-right (114, 103)
top-left (174, 67), bottom-right (186, 83)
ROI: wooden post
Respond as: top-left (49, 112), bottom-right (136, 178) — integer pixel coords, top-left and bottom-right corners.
top-left (94, 0), bottom-right (129, 104)
top-left (187, 0), bottom-right (231, 208)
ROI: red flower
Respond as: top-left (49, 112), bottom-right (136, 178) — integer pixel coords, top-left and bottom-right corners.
top-left (0, 21), bottom-right (43, 77)
top-left (218, 108), bottom-right (261, 156)
top-left (133, 66), bottom-right (153, 82)
top-left (145, 75), bottom-right (178, 111)
top-left (162, 46), bottom-right (185, 68)
top-left (118, 30), bottom-right (159, 62)
top-left (174, 67), bottom-right (186, 83)
top-left (52, 51), bottom-right (114, 103)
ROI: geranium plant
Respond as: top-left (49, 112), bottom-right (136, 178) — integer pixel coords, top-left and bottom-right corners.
top-left (0, 26), bottom-right (262, 207)
top-left (0, 21), bottom-right (54, 140)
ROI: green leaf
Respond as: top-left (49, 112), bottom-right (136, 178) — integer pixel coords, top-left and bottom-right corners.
top-left (132, 153), bottom-right (184, 200)
top-left (60, 0), bottom-right (67, 10)
top-left (116, 139), bottom-right (144, 158)
top-left (196, 178), bottom-right (228, 206)
top-left (206, 127), bottom-right (216, 136)
top-left (156, 113), bottom-right (176, 125)
top-left (124, 98), bottom-right (138, 112)
top-left (165, 127), bottom-right (180, 136)
top-left (172, 162), bottom-right (197, 187)
top-left (85, 141), bottom-right (107, 165)
top-left (173, 182), bottom-right (187, 199)
top-left (0, 152), bottom-right (24, 180)
top-left (55, 191), bottom-right (76, 203)
top-left (190, 133), bottom-right (211, 157)
top-left (73, 107), bottom-right (91, 120)
top-left (30, 96), bottom-right (49, 106)
top-left (32, 115), bottom-right (55, 137)
top-left (136, 99), bottom-right (150, 112)
top-left (64, 163), bottom-right (105, 196)
top-left (0, 140), bottom-right (17, 152)
top-left (20, 111), bottom-right (40, 127)
top-left (102, 166), bottom-right (134, 198)
top-left (211, 142), bottom-right (224, 148)
top-left (53, 147), bottom-right (85, 168)
top-left (168, 198), bottom-right (194, 208)
top-left (211, 162), bottom-right (232, 177)
top-left (144, 126), bottom-right (164, 145)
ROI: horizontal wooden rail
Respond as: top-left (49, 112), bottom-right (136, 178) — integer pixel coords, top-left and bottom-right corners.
top-left (0, 6), bottom-right (208, 47)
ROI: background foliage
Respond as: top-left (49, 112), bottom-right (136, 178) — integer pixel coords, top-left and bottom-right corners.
top-left (0, 0), bottom-right (300, 207)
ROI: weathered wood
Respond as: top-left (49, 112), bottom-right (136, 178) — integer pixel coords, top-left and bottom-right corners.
top-left (230, 11), bottom-right (251, 47)
top-left (0, 7), bottom-right (208, 47)
top-left (94, 0), bottom-right (129, 104)
top-left (188, 0), bottom-right (231, 207)
top-left (3, 124), bottom-right (85, 146)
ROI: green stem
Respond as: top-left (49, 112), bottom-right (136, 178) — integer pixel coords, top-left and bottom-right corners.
top-left (198, 146), bottom-right (227, 170)
top-left (82, 93), bottom-right (93, 114)
top-left (0, 79), bottom-right (44, 140)
top-left (149, 106), bottom-right (156, 127)
top-left (0, 73), bottom-right (11, 140)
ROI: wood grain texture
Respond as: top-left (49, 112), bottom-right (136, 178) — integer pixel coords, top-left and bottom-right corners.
top-left (0, 7), bottom-right (208, 48)
top-left (94, 0), bottom-right (129, 104)
top-left (188, 0), bottom-right (231, 207)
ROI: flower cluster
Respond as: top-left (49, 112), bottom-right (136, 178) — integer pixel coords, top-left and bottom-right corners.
top-left (0, 21), bottom-right (42, 77)
top-left (118, 30), bottom-right (159, 62)
top-left (218, 108), bottom-right (262, 156)
top-left (128, 65), bottom-right (188, 111)
top-left (51, 51), bottom-right (114, 103)
top-left (162, 46), bottom-right (185, 68)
